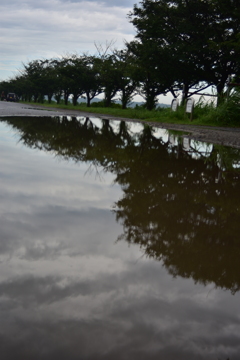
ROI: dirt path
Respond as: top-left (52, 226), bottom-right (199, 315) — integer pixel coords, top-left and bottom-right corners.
top-left (1, 101), bottom-right (240, 148)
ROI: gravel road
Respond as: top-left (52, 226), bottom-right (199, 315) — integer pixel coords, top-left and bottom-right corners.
top-left (1, 101), bottom-right (240, 148)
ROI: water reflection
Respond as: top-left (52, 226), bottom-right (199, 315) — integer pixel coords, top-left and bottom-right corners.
top-left (0, 116), bottom-right (240, 359)
top-left (2, 116), bottom-right (240, 293)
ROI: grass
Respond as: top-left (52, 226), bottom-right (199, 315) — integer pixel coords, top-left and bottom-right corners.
top-left (20, 95), bottom-right (240, 128)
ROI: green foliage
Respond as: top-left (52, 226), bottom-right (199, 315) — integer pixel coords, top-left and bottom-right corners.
top-left (204, 92), bottom-right (240, 126)
top-left (128, 0), bottom-right (240, 102)
top-left (20, 97), bottom-right (240, 127)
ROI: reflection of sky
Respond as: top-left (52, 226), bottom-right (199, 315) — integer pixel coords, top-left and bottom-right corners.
top-left (0, 120), bottom-right (240, 359)
top-left (152, 127), bottom-right (169, 143)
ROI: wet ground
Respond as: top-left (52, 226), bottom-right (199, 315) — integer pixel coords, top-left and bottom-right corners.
top-left (1, 100), bottom-right (240, 148)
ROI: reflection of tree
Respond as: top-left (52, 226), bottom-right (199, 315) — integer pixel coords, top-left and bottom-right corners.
top-left (2, 117), bottom-right (240, 293)
top-left (114, 133), bottom-right (240, 294)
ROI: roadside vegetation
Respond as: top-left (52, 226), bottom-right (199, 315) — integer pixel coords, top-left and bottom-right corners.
top-left (1, 0), bottom-right (240, 127)
top-left (21, 91), bottom-right (240, 128)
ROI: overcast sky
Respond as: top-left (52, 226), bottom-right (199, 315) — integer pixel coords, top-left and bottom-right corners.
top-left (0, 0), bottom-right (175, 104)
top-left (0, 0), bottom-right (139, 81)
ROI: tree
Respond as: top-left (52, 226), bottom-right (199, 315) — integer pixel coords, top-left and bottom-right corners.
top-left (127, 39), bottom-right (177, 109)
top-left (80, 55), bottom-right (102, 107)
top-left (128, 0), bottom-right (240, 105)
top-left (40, 59), bottom-right (60, 103)
top-left (54, 56), bottom-right (84, 106)
top-left (52, 54), bottom-right (102, 107)
top-left (94, 42), bottom-right (122, 107)
top-left (113, 49), bottom-right (139, 109)
top-left (22, 60), bottom-right (46, 102)
top-left (8, 74), bottom-right (33, 101)
top-left (95, 54), bottom-right (122, 107)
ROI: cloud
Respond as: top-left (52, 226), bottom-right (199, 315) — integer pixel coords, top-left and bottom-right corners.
top-left (0, 0), bottom-right (138, 80)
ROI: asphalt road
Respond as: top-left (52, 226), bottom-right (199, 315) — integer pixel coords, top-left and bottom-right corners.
top-left (0, 100), bottom-right (116, 118)
top-left (0, 101), bottom-right (70, 117)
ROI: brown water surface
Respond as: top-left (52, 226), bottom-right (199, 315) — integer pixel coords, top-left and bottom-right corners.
top-left (0, 116), bottom-right (240, 359)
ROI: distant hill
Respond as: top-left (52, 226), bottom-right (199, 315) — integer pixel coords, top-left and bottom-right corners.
top-left (128, 101), bottom-right (170, 108)
top-left (78, 97), bottom-right (170, 108)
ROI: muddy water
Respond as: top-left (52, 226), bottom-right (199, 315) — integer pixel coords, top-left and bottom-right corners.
top-left (0, 116), bottom-right (240, 359)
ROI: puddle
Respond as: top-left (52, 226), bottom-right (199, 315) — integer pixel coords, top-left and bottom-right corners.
top-left (0, 116), bottom-right (240, 359)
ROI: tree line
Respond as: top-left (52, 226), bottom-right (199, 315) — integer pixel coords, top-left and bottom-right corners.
top-left (1, 0), bottom-right (240, 110)
top-left (0, 50), bottom-right (138, 109)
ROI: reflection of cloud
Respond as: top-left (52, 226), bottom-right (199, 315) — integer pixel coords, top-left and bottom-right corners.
top-left (21, 240), bottom-right (65, 261)
top-left (1, 119), bottom-right (240, 359)
top-left (0, 264), bottom-right (240, 359)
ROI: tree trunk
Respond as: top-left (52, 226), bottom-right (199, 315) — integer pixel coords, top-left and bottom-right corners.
top-left (48, 93), bottom-right (53, 103)
top-left (216, 82), bottom-right (226, 106)
top-left (121, 89), bottom-right (128, 109)
top-left (145, 92), bottom-right (157, 110)
top-left (64, 92), bottom-right (69, 105)
top-left (86, 93), bottom-right (91, 107)
top-left (181, 83), bottom-right (189, 106)
top-left (72, 94), bottom-right (79, 106)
